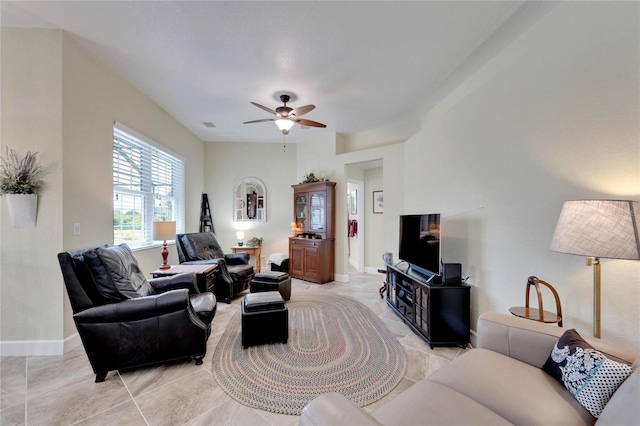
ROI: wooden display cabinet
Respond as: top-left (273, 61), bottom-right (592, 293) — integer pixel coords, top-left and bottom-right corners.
top-left (289, 181), bottom-right (336, 283)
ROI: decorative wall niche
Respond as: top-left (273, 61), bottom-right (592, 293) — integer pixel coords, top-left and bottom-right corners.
top-left (234, 177), bottom-right (266, 222)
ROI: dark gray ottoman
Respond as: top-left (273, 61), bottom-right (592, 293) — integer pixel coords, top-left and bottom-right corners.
top-left (241, 292), bottom-right (288, 349)
top-left (250, 271), bottom-right (292, 301)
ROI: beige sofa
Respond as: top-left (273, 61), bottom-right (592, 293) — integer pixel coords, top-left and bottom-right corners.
top-left (300, 312), bottom-right (639, 425)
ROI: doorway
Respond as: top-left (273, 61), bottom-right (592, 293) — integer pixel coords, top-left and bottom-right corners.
top-left (345, 159), bottom-right (383, 275)
top-left (347, 179), bottom-right (364, 272)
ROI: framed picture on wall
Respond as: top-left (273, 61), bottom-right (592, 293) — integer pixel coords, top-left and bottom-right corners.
top-left (349, 189), bottom-right (357, 214)
top-left (373, 190), bottom-right (383, 214)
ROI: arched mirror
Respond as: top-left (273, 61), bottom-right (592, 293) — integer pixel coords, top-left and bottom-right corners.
top-left (233, 177), bottom-right (266, 222)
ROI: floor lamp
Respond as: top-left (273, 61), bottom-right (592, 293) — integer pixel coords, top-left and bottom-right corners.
top-left (550, 200), bottom-right (640, 338)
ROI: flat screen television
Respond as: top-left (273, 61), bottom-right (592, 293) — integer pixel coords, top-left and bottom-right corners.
top-left (398, 214), bottom-right (441, 278)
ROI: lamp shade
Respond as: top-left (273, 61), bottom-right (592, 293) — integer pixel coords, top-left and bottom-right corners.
top-left (550, 200), bottom-right (640, 260)
top-left (152, 220), bottom-right (176, 241)
top-left (236, 231), bottom-right (245, 240)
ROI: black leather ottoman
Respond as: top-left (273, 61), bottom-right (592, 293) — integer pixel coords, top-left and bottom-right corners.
top-left (241, 292), bottom-right (288, 349)
top-left (250, 271), bottom-right (291, 301)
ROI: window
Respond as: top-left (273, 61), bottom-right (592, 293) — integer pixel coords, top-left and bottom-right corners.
top-left (113, 123), bottom-right (184, 248)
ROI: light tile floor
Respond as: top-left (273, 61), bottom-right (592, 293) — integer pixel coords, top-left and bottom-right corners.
top-left (1, 270), bottom-right (468, 425)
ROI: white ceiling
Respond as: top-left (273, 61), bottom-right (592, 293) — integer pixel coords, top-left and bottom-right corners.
top-left (1, 1), bottom-right (557, 144)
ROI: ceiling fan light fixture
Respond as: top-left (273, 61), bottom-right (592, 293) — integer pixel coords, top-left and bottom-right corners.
top-left (275, 118), bottom-right (294, 134)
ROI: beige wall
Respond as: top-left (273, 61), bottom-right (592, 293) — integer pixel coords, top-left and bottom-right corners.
top-left (364, 168), bottom-right (383, 270)
top-left (2, 1), bottom-right (638, 354)
top-left (203, 142), bottom-right (297, 269)
top-left (297, 133), bottom-right (404, 281)
top-left (295, 2), bottom-right (639, 350)
top-left (1, 29), bottom-right (64, 347)
top-left (1, 29), bottom-right (205, 354)
top-left (403, 2), bottom-right (639, 349)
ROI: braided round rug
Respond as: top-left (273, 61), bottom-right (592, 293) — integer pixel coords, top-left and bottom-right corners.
top-left (211, 293), bottom-right (406, 415)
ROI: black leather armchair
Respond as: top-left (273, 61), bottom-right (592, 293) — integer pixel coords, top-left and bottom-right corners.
top-left (58, 243), bottom-right (216, 383)
top-left (176, 232), bottom-right (255, 303)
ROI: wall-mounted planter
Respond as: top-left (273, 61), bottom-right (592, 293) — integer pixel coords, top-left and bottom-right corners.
top-left (5, 193), bottom-right (38, 228)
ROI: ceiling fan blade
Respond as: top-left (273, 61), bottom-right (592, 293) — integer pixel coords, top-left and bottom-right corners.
top-left (292, 118), bottom-right (327, 128)
top-left (250, 102), bottom-right (277, 115)
top-left (243, 118), bottom-right (275, 124)
top-left (290, 104), bottom-right (315, 117)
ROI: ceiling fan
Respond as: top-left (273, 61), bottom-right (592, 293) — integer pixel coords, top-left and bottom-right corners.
top-left (243, 94), bottom-right (327, 135)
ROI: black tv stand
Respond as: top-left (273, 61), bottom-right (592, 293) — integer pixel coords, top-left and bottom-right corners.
top-left (385, 264), bottom-right (470, 348)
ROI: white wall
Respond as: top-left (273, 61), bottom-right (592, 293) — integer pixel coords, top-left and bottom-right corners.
top-left (403, 2), bottom-right (639, 349)
top-left (1, 29), bottom-right (206, 354)
top-left (203, 142), bottom-right (297, 269)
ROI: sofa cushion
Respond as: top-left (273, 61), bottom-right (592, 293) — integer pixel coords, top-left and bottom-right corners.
top-left (181, 233), bottom-right (224, 261)
top-left (429, 348), bottom-right (595, 425)
top-left (83, 243), bottom-right (153, 300)
top-left (543, 329), bottom-right (632, 418)
top-left (372, 379), bottom-right (512, 425)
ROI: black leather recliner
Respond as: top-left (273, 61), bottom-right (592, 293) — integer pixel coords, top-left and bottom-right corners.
top-left (58, 243), bottom-right (216, 383)
top-left (176, 232), bottom-right (254, 303)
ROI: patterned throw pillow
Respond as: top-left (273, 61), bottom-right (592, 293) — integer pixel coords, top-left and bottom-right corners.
top-left (543, 329), bottom-right (632, 418)
top-left (542, 329), bottom-right (590, 381)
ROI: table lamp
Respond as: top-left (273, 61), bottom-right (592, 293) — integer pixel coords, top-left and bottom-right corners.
top-left (237, 231), bottom-right (245, 247)
top-left (550, 200), bottom-right (640, 338)
top-left (153, 220), bottom-right (176, 270)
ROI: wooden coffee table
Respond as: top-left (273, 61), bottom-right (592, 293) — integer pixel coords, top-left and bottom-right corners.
top-left (151, 264), bottom-right (218, 293)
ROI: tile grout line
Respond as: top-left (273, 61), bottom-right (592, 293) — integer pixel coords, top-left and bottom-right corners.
top-left (118, 370), bottom-right (151, 426)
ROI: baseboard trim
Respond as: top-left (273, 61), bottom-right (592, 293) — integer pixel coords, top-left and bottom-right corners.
top-left (334, 273), bottom-right (349, 283)
top-left (0, 333), bottom-right (82, 356)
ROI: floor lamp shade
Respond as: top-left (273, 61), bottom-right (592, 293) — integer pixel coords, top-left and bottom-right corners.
top-left (550, 200), bottom-right (640, 260)
top-left (550, 200), bottom-right (640, 338)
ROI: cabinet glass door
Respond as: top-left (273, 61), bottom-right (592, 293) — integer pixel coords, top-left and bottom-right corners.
top-left (309, 192), bottom-right (326, 231)
top-left (295, 194), bottom-right (307, 230)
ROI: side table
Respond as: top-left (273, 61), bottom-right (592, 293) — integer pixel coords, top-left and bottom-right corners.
top-left (231, 245), bottom-right (261, 272)
top-left (151, 264), bottom-right (218, 293)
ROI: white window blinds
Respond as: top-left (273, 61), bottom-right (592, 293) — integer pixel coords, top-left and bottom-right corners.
top-left (113, 123), bottom-right (184, 248)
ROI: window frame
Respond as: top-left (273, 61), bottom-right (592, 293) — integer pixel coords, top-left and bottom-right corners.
top-left (113, 122), bottom-right (185, 249)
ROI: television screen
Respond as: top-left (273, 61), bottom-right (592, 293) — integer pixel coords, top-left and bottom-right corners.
top-left (398, 214), bottom-right (441, 277)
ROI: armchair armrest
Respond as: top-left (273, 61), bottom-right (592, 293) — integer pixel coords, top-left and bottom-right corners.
top-left (300, 393), bottom-right (382, 426)
top-left (74, 289), bottom-right (192, 323)
top-left (477, 312), bottom-right (563, 368)
top-left (149, 273), bottom-right (199, 294)
top-left (225, 253), bottom-right (250, 265)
